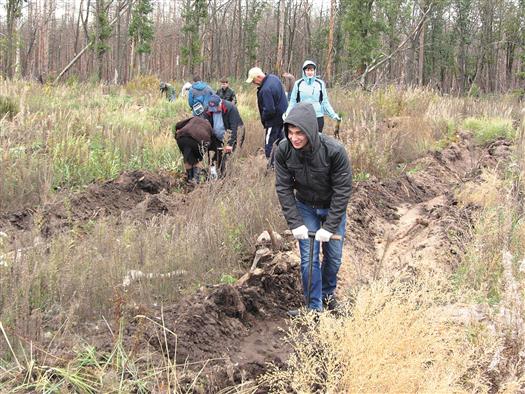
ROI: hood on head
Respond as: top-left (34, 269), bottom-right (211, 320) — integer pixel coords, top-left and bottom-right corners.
top-left (192, 81), bottom-right (207, 90)
top-left (284, 102), bottom-right (319, 150)
top-left (302, 60), bottom-right (317, 82)
top-left (302, 60), bottom-right (317, 71)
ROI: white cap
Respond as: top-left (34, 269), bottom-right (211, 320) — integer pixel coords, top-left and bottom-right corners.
top-left (246, 67), bottom-right (264, 83)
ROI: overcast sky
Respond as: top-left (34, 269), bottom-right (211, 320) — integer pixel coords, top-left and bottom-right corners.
top-left (0, 0), bottom-right (330, 21)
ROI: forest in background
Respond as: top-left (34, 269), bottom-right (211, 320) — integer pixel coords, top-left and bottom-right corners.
top-left (1, 0), bottom-right (525, 93)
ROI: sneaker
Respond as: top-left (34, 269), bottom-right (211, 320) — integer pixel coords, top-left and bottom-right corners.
top-left (287, 308), bottom-right (322, 319)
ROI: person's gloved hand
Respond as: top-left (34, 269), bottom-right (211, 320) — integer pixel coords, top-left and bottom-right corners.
top-left (335, 114), bottom-right (342, 121)
top-left (292, 225), bottom-right (309, 240)
top-left (315, 228), bottom-right (333, 242)
top-left (282, 112), bottom-right (288, 122)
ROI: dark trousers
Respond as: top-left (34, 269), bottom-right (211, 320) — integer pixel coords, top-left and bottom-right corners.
top-left (317, 116), bottom-right (325, 133)
top-left (264, 124), bottom-right (284, 165)
top-left (176, 136), bottom-right (203, 165)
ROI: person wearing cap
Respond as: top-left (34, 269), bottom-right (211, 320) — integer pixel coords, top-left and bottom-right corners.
top-left (160, 81), bottom-right (177, 101)
top-left (204, 94), bottom-right (244, 177)
top-left (284, 60), bottom-right (341, 133)
top-left (275, 102), bottom-right (352, 316)
top-left (216, 78), bottom-right (237, 105)
top-left (246, 67), bottom-right (288, 165)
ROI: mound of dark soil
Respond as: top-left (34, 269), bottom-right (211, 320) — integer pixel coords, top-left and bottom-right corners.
top-left (117, 251), bottom-right (303, 391)
top-left (0, 170), bottom-right (184, 238)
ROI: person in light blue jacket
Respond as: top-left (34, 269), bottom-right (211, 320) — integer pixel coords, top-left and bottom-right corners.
top-left (284, 60), bottom-right (341, 133)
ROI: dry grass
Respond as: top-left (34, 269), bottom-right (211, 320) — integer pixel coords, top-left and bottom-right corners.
top-left (0, 156), bottom-right (283, 331)
top-left (2, 80), bottom-right (525, 390)
top-left (261, 278), bottom-right (495, 393)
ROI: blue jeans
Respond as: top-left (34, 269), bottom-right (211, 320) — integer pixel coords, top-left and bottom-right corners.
top-left (296, 200), bottom-right (346, 311)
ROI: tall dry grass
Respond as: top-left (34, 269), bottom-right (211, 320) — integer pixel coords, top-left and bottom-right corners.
top-left (2, 81), bottom-right (522, 210)
top-left (261, 278), bottom-right (495, 392)
top-left (0, 156), bottom-right (284, 334)
top-left (450, 121), bottom-right (525, 388)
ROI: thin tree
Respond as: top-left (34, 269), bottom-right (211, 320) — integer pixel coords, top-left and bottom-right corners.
top-left (129, 0), bottom-right (154, 76)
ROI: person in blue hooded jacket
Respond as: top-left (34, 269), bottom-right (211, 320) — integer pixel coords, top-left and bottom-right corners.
top-left (284, 60), bottom-right (341, 133)
top-left (188, 75), bottom-right (214, 116)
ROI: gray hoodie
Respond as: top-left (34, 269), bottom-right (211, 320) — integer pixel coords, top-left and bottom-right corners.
top-left (275, 102), bottom-right (352, 233)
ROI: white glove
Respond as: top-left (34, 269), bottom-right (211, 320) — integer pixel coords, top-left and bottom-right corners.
top-left (282, 112), bottom-right (288, 122)
top-left (315, 228), bottom-right (333, 242)
top-left (335, 114), bottom-right (342, 121)
top-left (292, 225), bottom-right (309, 240)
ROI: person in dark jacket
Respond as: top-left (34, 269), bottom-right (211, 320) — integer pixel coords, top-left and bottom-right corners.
top-left (204, 94), bottom-right (244, 177)
top-left (188, 75), bottom-right (214, 116)
top-left (246, 66), bottom-right (288, 165)
top-left (275, 102), bottom-right (352, 315)
top-left (174, 116), bottom-right (212, 183)
top-left (216, 78), bottom-right (237, 104)
top-left (160, 81), bottom-right (177, 101)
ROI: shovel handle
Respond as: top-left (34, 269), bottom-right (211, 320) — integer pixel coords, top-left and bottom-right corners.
top-left (307, 231), bottom-right (342, 241)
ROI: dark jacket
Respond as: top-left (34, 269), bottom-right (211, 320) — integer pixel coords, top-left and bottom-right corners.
top-left (204, 100), bottom-right (244, 147)
top-left (257, 74), bottom-right (288, 128)
top-left (216, 87), bottom-right (237, 104)
top-left (174, 116), bottom-right (212, 144)
top-left (275, 102), bottom-right (352, 233)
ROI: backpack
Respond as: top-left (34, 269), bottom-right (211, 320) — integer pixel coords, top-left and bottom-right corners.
top-left (191, 85), bottom-right (213, 115)
top-left (296, 79), bottom-right (323, 103)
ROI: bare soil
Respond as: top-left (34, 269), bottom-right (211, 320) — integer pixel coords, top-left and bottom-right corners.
top-left (0, 134), bottom-right (512, 391)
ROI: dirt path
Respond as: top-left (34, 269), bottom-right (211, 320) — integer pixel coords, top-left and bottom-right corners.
top-left (1, 135), bottom-right (512, 391)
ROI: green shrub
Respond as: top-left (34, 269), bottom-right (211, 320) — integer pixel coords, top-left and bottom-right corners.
top-left (0, 96), bottom-right (19, 119)
top-left (462, 117), bottom-right (515, 144)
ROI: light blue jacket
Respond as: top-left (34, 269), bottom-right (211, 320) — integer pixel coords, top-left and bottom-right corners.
top-left (284, 60), bottom-right (339, 120)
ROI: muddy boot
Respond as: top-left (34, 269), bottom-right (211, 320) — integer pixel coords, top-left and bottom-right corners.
top-left (192, 167), bottom-right (201, 184)
top-left (186, 168), bottom-right (194, 183)
top-left (287, 308), bottom-right (321, 321)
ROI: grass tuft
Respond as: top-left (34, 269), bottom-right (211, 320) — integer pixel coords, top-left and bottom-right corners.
top-left (462, 117), bottom-right (516, 144)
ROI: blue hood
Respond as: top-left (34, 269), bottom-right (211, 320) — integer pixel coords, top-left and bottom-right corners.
top-left (192, 81), bottom-right (208, 90)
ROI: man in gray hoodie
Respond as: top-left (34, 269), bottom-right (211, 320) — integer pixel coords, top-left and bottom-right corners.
top-left (275, 102), bottom-right (352, 315)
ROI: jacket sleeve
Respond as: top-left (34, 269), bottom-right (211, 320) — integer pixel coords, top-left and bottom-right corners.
top-left (260, 86), bottom-right (277, 123)
top-left (323, 145), bottom-right (352, 233)
top-left (284, 80), bottom-right (299, 119)
top-left (226, 106), bottom-right (242, 147)
top-left (320, 80), bottom-right (338, 119)
top-left (188, 90), bottom-right (194, 109)
top-left (275, 145), bottom-right (304, 230)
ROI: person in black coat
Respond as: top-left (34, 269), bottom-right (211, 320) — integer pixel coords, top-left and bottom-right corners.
top-left (275, 102), bottom-right (352, 315)
top-left (216, 78), bottom-right (237, 104)
top-left (246, 66), bottom-right (288, 166)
